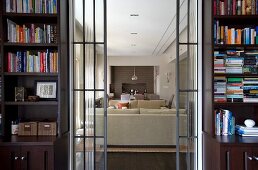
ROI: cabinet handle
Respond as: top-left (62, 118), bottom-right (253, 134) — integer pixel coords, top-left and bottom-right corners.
top-left (21, 156), bottom-right (26, 160)
top-left (248, 156), bottom-right (253, 160)
top-left (253, 156), bottom-right (258, 161)
top-left (226, 151), bottom-right (230, 170)
top-left (14, 156), bottom-right (19, 160)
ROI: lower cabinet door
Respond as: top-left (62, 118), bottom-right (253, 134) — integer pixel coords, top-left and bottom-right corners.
top-left (21, 146), bottom-right (54, 170)
top-left (0, 146), bottom-right (21, 170)
top-left (251, 148), bottom-right (258, 170)
top-left (231, 147), bottom-right (252, 170)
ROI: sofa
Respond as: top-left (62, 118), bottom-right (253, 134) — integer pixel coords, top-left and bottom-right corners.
top-left (94, 99), bottom-right (187, 146)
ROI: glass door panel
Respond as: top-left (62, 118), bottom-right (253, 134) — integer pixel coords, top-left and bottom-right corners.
top-left (71, 0), bottom-right (107, 169)
top-left (176, 0), bottom-right (199, 170)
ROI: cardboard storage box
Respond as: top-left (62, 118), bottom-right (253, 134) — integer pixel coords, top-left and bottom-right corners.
top-left (18, 122), bottom-right (37, 136)
top-left (38, 122), bottom-right (57, 136)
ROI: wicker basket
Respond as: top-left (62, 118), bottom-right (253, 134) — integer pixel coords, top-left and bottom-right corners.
top-left (18, 122), bottom-right (37, 136)
top-left (38, 122), bottom-right (57, 136)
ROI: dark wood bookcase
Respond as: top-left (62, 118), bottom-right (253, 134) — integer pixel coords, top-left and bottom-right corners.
top-left (203, 0), bottom-right (258, 170)
top-left (0, 0), bottom-right (69, 169)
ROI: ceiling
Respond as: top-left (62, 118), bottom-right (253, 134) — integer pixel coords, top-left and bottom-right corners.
top-left (75, 0), bottom-right (187, 57)
top-left (107, 0), bottom-right (178, 57)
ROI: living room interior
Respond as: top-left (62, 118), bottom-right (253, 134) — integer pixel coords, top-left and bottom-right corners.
top-left (73, 0), bottom-right (199, 169)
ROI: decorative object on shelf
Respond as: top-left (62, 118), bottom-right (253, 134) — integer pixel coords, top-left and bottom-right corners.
top-left (15, 87), bottom-right (26, 102)
top-left (35, 80), bottom-right (57, 100)
top-left (244, 119), bottom-right (256, 127)
top-left (131, 66), bottom-right (138, 81)
top-left (11, 121), bottom-right (18, 135)
top-left (27, 95), bottom-right (40, 102)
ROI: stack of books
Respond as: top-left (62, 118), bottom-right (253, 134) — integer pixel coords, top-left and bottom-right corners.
top-left (243, 78), bottom-right (258, 102)
top-left (214, 76), bottom-right (227, 102)
top-left (225, 51), bottom-right (244, 74)
top-left (214, 51), bottom-right (226, 73)
top-left (215, 109), bottom-right (235, 136)
top-left (243, 52), bottom-right (258, 74)
top-left (226, 77), bottom-right (243, 102)
top-left (236, 125), bottom-right (258, 136)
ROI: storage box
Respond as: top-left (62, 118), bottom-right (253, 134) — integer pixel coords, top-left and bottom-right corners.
top-left (38, 122), bottom-right (57, 136)
top-left (18, 122), bottom-right (37, 136)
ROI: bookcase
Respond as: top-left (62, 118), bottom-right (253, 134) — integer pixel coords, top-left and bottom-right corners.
top-left (203, 0), bottom-right (258, 170)
top-left (0, 0), bottom-right (69, 169)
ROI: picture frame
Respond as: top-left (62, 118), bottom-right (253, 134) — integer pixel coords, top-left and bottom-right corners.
top-left (35, 80), bottom-right (57, 100)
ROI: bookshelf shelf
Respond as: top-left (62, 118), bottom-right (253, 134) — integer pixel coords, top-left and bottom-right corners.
top-left (214, 45), bottom-right (258, 50)
top-left (214, 102), bottom-right (258, 106)
top-left (3, 13), bottom-right (58, 18)
top-left (214, 73), bottom-right (258, 77)
top-left (214, 15), bottom-right (258, 20)
top-left (4, 101), bottom-right (58, 106)
top-left (3, 43), bottom-right (58, 47)
top-left (4, 72), bottom-right (58, 76)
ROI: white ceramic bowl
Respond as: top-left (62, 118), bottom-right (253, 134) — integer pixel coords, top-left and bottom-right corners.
top-left (244, 119), bottom-right (255, 128)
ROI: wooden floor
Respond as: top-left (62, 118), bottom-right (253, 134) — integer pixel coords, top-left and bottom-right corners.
top-left (107, 152), bottom-right (187, 170)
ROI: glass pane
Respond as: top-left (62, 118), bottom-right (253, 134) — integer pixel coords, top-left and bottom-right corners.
top-left (95, 0), bottom-right (104, 43)
top-left (189, 0), bottom-right (197, 43)
top-left (179, 92), bottom-right (198, 137)
top-left (179, 0), bottom-right (197, 44)
top-left (74, 138), bottom-right (84, 170)
top-left (74, 138), bottom-right (95, 170)
top-left (85, 44), bottom-right (94, 89)
top-left (85, 91), bottom-right (95, 136)
top-left (74, 44), bottom-right (84, 89)
top-left (74, 0), bottom-right (83, 42)
top-left (178, 44), bottom-right (198, 90)
top-left (179, 0), bottom-right (188, 43)
top-left (96, 138), bottom-right (105, 170)
top-left (74, 91), bottom-right (84, 136)
top-left (179, 137), bottom-right (197, 170)
top-left (96, 44), bottom-right (104, 90)
top-left (85, 0), bottom-right (94, 42)
top-left (95, 91), bottom-right (105, 137)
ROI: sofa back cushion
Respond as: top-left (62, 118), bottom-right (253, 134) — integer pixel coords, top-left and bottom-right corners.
top-left (138, 100), bottom-right (166, 109)
top-left (107, 108), bottom-right (139, 114)
top-left (129, 100), bottom-right (138, 109)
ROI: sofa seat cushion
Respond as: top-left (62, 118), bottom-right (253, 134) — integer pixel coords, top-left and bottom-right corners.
top-left (138, 100), bottom-right (166, 109)
top-left (140, 108), bottom-right (186, 114)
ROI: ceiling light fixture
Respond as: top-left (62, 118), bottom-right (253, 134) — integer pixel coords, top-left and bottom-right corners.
top-left (130, 32), bottom-right (138, 35)
top-left (131, 67), bottom-right (138, 81)
top-left (131, 44), bottom-right (136, 46)
top-left (130, 14), bottom-right (139, 16)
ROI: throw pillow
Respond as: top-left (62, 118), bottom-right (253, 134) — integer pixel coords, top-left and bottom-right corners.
top-left (117, 102), bottom-right (129, 109)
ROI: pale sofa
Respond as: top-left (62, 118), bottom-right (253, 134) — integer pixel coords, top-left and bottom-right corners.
top-left (95, 99), bottom-right (187, 146)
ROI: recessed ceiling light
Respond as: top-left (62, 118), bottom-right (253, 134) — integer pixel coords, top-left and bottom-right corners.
top-left (130, 14), bottom-right (139, 16)
top-left (131, 44), bottom-right (136, 46)
top-left (130, 32), bottom-right (138, 35)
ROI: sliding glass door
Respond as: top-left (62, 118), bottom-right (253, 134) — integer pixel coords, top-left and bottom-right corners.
top-left (176, 0), bottom-right (200, 170)
top-left (70, 0), bottom-right (107, 169)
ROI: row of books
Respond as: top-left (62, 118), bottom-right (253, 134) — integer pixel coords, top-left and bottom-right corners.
top-left (214, 77), bottom-right (258, 102)
top-left (6, 0), bottom-right (57, 14)
top-left (7, 50), bottom-right (58, 73)
top-left (214, 0), bottom-right (258, 15)
top-left (215, 108), bottom-right (235, 135)
top-left (7, 19), bottom-right (57, 43)
top-left (214, 50), bottom-right (258, 74)
top-left (214, 20), bottom-right (258, 45)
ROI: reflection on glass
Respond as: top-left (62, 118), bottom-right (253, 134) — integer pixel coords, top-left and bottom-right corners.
top-left (95, 45), bottom-right (104, 90)
top-left (74, 91), bottom-right (84, 135)
top-left (95, 91), bottom-right (105, 137)
top-left (74, 44), bottom-right (84, 89)
top-left (85, 45), bottom-right (94, 89)
top-left (179, 138), bottom-right (197, 170)
top-left (74, 0), bottom-right (83, 42)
